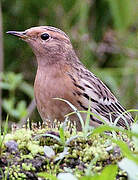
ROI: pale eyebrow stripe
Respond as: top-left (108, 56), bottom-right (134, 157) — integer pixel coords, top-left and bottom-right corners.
top-left (43, 26), bottom-right (69, 38)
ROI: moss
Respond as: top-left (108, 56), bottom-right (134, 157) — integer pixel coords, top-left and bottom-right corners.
top-left (4, 165), bottom-right (27, 179)
top-left (22, 163), bottom-right (36, 171)
top-left (27, 141), bottom-right (44, 155)
top-left (20, 153), bottom-right (34, 160)
top-left (1, 122), bottom-right (134, 179)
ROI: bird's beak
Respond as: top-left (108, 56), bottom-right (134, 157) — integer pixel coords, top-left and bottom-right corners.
top-left (6, 31), bottom-right (28, 40)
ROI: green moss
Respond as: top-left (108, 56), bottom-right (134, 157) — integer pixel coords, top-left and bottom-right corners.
top-left (12, 128), bottom-right (33, 141)
top-left (4, 165), bottom-right (27, 180)
top-left (20, 153), bottom-right (34, 160)
top-left (1, 122), bottom-right (135, 179)
top-left (22, 163), bottom-right (35, 171)
top-left (27, 141), bottom-right (44, 155)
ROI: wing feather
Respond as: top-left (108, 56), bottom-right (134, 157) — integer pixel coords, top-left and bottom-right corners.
top-left (76, 67), bottom-right (134, 128)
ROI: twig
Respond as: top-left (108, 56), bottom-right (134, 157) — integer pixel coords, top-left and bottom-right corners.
top-left (0, 2), bottom-right (3, 126)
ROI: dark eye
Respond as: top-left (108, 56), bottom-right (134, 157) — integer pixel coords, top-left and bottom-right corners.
top-left (41, 33), bottom-right (50, 40)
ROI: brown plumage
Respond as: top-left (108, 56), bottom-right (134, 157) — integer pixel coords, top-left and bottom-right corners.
top-left (7, 26), bottom-right (133, 130)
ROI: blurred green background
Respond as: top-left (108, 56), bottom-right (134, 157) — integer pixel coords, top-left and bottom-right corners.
top-left (0, 0), bottom-right (138, 124)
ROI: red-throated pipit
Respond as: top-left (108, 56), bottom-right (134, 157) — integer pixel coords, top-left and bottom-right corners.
top-left (7, 26), bottom-right (133, 130)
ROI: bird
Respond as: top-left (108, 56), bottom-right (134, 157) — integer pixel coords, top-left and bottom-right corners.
top-left (7, 26), bottom-right (133, 130)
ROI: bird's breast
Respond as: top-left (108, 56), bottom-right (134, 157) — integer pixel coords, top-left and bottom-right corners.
top-left (34, 65), bottom-right (80, 124)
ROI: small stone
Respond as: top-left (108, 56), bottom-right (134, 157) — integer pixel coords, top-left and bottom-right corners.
top-left (5, 140), bottom-right (18, 153)
top-left (57, 173), bottom-right (78, 180)
top-left (44, 146), bottom-right (55, 159)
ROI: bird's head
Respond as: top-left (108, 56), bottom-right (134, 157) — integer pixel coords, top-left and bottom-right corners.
top-left (7, 26), bottom-right (75, 65)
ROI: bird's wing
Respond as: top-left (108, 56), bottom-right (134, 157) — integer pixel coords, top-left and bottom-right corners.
top-left (71, 67), bottom-right (133, 128)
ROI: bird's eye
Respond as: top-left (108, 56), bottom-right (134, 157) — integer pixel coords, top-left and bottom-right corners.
top-left (41, 33), bottom-right (50, 40)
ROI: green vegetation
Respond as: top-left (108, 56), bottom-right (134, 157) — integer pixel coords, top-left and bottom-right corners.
top-left (0, 116), bottom-right (8, 157)
top-left (1, 0), bottom-right (138, 122)
top-left (0, 72), bottom-right (34, 121)
top-left (0, 108), bottom-right (138, 179)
